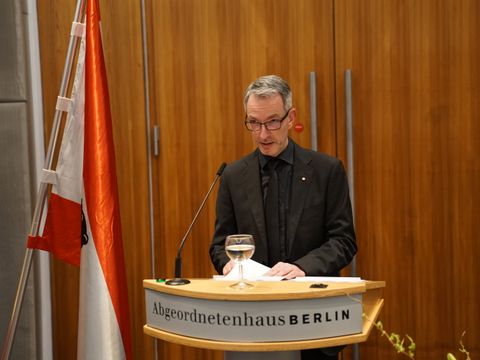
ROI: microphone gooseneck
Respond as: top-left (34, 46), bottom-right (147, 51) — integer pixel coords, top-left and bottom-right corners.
top-left (165, 162), bottom-right (227, 286)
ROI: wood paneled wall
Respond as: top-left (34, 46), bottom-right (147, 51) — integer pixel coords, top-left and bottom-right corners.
top-left (147, 1), bottom-right (336, 358)
top-left (335, 0), bottom-right (480, 358)
top-left (36, 0), bottom-right (479, 359)
top-left (147, 0), bottom-right (337, 283)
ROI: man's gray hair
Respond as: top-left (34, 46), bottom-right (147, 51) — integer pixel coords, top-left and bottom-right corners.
top-left (243, 75), bottom-right (292, 112)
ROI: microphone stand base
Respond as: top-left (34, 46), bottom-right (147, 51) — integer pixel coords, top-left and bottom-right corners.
top-left (165, 278), bottom-right (191, 286)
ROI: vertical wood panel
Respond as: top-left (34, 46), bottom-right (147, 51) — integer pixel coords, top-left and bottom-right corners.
top-left (147, 1), bottom-right (335, 358)
top-left (37, 0), bottom-right (152, 358)
top-left (335, 1), bottom-right (480, 358)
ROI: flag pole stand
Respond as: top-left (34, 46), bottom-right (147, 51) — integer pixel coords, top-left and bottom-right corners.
top-left (1, 1), bottom-right (86, 358)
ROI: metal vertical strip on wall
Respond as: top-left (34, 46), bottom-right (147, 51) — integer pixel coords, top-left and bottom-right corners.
top-left (309, 72), bottom-right (318, 151)
top-left (345, 70), bottom-right (359, 360)
top-left (139, 0), bottom-right (158, 358)
top-left (345, 70), bottom-right (356, 258)
top-left (140, 0), bottom-right (156, 281)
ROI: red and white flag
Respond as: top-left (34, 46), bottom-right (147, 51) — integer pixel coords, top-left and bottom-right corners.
top-left (27, 0), bottom-right (132, 358)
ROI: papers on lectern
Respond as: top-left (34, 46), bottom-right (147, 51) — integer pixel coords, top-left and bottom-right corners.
top-left (212, 259), bottom-right (363, 283)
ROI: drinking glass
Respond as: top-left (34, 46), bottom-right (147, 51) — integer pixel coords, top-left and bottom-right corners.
top-left (225, 234), bottom-right (255, 289)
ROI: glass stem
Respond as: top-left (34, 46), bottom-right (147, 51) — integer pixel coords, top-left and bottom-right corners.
top-left (239, 262), bottom-right (244, 283)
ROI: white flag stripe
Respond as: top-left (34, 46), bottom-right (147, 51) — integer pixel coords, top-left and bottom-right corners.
top-left (53, 36), bottom-right (85, 203)
top-left (77, 197), bottom-right (126, 360)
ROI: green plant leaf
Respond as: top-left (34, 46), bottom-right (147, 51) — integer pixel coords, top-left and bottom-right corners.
top-left (376, 321), bottom-right (383, 331)
top-left (407, 334), bottom-right (416, 352)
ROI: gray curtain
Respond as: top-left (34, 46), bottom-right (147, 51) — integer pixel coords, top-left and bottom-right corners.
top-left (0, 1), bottom-right (37, 358)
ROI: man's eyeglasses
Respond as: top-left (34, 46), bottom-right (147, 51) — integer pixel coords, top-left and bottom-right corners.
top-left (244, 108), bottom-right (292, 131)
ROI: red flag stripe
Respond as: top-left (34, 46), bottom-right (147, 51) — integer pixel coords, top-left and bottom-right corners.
top-left (27, 194), bottom-right (82, 266)
top-left (84, 0), bottom-right (132, 358)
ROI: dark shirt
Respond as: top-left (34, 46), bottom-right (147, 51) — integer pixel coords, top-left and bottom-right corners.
top-left (259, 140), bottom-right (294, 263)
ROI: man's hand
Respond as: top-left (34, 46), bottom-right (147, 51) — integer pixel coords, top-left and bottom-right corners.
top-left (265, 262), bottom-right (305, 279)
top-left (222, 260), bottom-right (235, 275)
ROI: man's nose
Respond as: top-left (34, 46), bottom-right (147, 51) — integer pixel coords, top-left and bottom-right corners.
top-left (258, 125), bottom-right (270, 138)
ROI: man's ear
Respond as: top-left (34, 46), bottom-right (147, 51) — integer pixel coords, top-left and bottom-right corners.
top-left (287, 108), bottom-right (297, 129)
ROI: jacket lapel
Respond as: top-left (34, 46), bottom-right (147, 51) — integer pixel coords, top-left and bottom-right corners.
top-left (242, 153), bottom-right (269, 251)
top-left (287, 144), bottom-right (314, 254)
top-left (241, 144), bottom-right (314, 258)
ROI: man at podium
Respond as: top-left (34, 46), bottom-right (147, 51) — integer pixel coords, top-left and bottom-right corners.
top-left (209, 75), bottom-right (357, 360)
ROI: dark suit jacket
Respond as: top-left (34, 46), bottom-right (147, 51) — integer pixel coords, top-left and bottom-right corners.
top-left (210, 140), bottom-right (357, 275)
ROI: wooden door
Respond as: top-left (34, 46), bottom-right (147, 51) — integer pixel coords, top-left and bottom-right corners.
top-left (335, 0), bottom-right (480, 358)
top-left (146, 0), bottom-right (336, 358)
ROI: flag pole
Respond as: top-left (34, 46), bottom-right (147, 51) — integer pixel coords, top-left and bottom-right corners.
top-left (1, 0), bottom-right (86, 358)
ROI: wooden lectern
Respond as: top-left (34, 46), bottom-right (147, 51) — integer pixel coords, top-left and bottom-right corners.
top-left (144, 279), bottom-right (384, 359)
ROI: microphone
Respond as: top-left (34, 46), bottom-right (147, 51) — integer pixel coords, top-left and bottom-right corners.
top-left (165, 162), bottom-right (227, 286)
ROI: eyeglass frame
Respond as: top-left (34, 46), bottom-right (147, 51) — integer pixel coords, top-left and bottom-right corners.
top-left (244, 108), bottom-right (292, 132)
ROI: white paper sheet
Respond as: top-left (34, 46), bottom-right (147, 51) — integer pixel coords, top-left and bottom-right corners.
top-left (212, 259), bottom-right (363, 283)
top-left (220, 259), bottom-right (271, 280)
